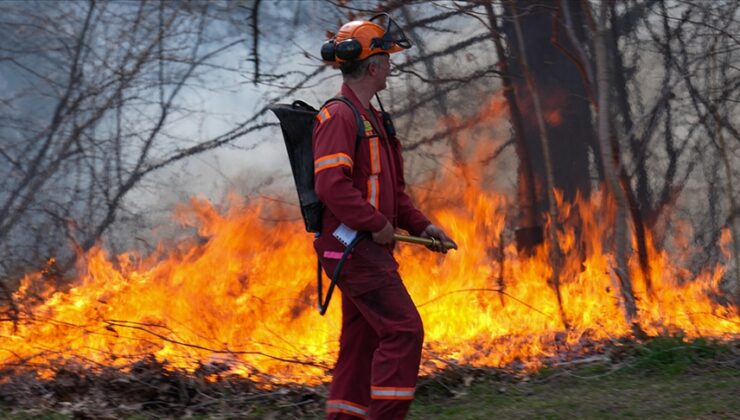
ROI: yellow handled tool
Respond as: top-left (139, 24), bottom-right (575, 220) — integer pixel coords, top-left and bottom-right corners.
top-left (394, 234), bottom-right (457, 250)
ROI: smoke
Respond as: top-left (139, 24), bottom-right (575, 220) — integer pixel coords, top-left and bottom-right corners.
top-left (103, 1), bottom-right (515, 258)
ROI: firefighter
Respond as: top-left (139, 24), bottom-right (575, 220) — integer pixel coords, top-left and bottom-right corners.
top-left (313, 14), bottom-right (457, 420)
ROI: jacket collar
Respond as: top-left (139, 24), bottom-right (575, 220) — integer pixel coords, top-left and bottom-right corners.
top-left (341, 83), bottom-right (377, 117)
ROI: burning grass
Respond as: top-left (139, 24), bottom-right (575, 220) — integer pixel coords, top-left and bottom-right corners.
top-left (0, 356), bottom-right (325, 418)
top-left (0, 150), bottom-right (738, 388)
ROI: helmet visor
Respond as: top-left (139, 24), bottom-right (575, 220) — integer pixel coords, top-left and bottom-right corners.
top-left (370, 13), bottom-right (412, 50)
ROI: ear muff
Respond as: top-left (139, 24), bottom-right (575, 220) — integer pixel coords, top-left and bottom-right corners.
top-left (321, 38), bottom-right (363, 62)
top-left (334, 38), bottom-right (362, 61)
top-left (321, 40), bottom-right (337, 61)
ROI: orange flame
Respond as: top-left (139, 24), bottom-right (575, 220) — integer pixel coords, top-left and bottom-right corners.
top-left (1, 169), bottom-right (738, 385)
top-left (544, 109), bottom-right (562, 126)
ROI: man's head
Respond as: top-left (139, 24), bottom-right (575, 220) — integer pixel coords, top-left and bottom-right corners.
top-left (340, 53), bottom-right (391, 91)
top-left (321, 14), bottom-right (410, 88)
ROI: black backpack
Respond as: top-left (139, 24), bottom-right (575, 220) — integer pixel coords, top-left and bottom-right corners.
top-left (269, 98), bottom-right (365, 234)
top-left (269, 98), bottom-right (369, 315)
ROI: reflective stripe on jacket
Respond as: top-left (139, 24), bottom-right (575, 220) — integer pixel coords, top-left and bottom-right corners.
top-left (312, 84), bottom-right (430, 244)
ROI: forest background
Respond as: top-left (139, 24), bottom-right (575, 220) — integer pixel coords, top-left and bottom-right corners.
top-left (0, 0), bottom-right (738, 351)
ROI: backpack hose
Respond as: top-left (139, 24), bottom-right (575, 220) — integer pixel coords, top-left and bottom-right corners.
top-left (316, 232), bottom-right (367, 315)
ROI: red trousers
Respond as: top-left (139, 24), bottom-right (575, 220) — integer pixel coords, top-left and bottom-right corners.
top-left (316, 238), bottom-right (424, 420)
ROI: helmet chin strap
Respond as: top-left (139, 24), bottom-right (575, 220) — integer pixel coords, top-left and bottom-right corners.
top-left (374, 93), bottom-right (387, 113)
top-left (374, 93), bottom-right (397, 138)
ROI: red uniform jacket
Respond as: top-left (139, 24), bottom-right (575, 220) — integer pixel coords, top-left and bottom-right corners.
top-left (312, 84), bottom-right (430, 257)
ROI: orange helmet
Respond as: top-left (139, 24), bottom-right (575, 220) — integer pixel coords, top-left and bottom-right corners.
top-left (321, 13), bottom-right (411, 63)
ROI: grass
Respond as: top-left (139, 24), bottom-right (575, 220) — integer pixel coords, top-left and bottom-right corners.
top-left (409, 336), bottom-right (740, 419)
top-left (410, 365), bottom-right (738, 419)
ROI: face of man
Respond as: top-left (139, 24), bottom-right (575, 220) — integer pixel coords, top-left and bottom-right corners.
top-left (370, 54), bottom-right (391, 92)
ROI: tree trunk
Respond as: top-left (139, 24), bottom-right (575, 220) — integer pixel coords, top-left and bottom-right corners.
top-left (508, 0), bottom-right (569, 330)
top-left (608, 2), bottom-right (654, 296)
top-left (713, 101), bottom-right (740, 305)
top-left (593, 0), bottom-right (640, 331)
top-left (501, 0), bottom-right (599, 210)
top-left (484, 2), bottom-right (542, 254)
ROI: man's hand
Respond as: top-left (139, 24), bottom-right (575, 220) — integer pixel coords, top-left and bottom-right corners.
top-left (421, 224), bottom-right (458, 253)
top-left (372, 221), bottom-right (395, 245)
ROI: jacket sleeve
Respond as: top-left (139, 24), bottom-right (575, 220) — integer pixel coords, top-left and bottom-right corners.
top-left (313, 103), bottom-right (388, 233)
top-left (392, 138), bottom-right (432, 236)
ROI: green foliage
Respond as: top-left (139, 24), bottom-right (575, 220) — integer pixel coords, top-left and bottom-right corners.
top-left (626, 335), bottom-right (729, 376)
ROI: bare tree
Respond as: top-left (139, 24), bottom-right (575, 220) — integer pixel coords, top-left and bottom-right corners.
top-left (0, 1), bottom-right (325, 298)
top-left (591, 0), bottom-right (640, 329)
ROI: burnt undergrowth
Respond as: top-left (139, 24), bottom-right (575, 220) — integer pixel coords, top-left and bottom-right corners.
top-left (0, 336), bottom-right (737, 419)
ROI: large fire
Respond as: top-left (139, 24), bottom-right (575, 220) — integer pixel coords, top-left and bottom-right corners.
top-left (1, 176), bottom-right (737, 385)
top-left (0, 91), bottom-right (738, 384)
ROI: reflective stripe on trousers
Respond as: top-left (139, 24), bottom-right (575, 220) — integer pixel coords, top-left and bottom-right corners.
top-left (370, 386), bottom-right (415, 400)
top-left (327, 399), bottom-right (368, 419)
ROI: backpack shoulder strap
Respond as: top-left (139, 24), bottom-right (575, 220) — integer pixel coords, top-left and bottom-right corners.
top-left (322, 96), bottom-right (365, 140)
